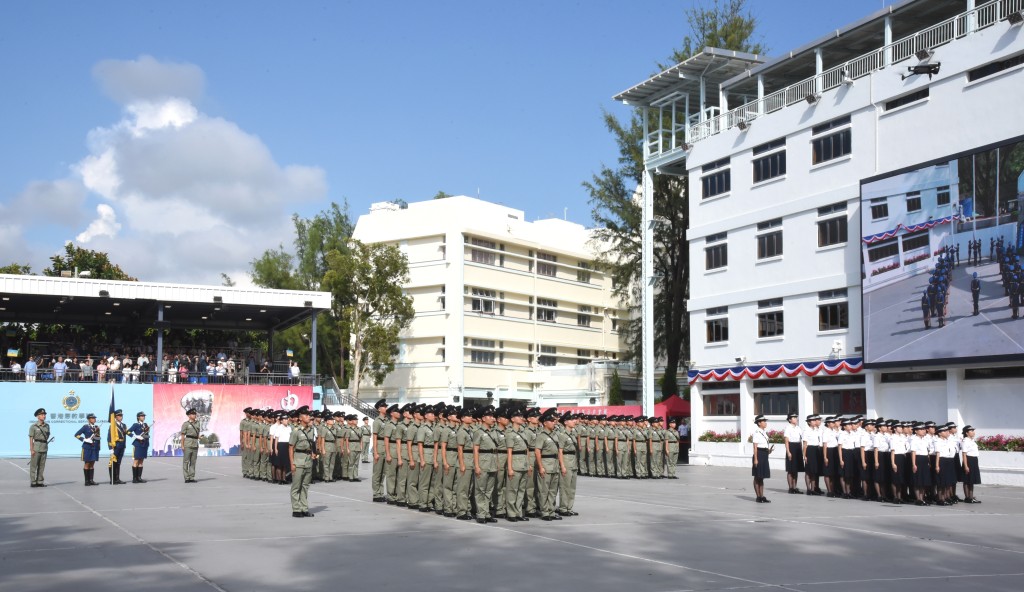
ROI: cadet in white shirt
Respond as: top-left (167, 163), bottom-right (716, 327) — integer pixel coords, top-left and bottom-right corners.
top-left (783, 413), bottom-right (804, 495)
top-left (858, 419), bottom-right (877, 500)
top-left (909, 423), bottom-right (932, 506)
top-left (751, 415), bottom-right (772, 504)
top-left (801, 414), bottom-right (824, 495)
top-left (822, 416), bottom-right (842, 497)
top-left (872, 420), bottom-right (892, 502)
top-left (959, 425), bottom-right (982, 503)
top-left (933, 424), bottom-right (958, 505)
top-left (838, 418), bottom-right (860, 498)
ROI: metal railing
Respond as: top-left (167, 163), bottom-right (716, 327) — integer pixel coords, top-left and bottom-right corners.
top-left (682, 0), bottom-right (1023, 146)
top-left (0, 368), bottom-right (319, 386)
top-left (321, 376), bottom-right (377, 416)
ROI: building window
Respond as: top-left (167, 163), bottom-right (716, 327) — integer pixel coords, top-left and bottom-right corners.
top-left (757, 298), bottom-right (784, 338)
top-left (818, 289), bottom-right (849, 332)
top-left (906, 191), bottom-right (922, 213)
top-left (754, 392), bottom-right (798, 416)
top-left (576, 349), bottom-right (592, 365)
top-left (537, 298), bottom-right (557, 323)
top-left (902, 231), bottom-right (929, 253)
top-left (936, 186), bottom-right (951, 206)
top-left (703, 393), bottom-right (740, 416)
top-left (752, 138), bottom-right (786, 183)
top-left (538, 345), bottom-right (557, 366)
top-left (813, 389), bottom-right (866, 415)
top-left (884, 88), bottom-right (929, 111)
top-left (577, 261), bottom-right (592, 284)
top-left (706, 306), bottom-right (729, 343)
top-left (705, 232), bottom-right (728, 270)
top-left (537, 252), bottom-right (557, 277)
top-left (811, 115), bottom-right (852, 164)
top-left (470, 237), bottom-right (496, 265)
top-left (470, 339), bottom-right (496, 365)
top-left (967, 52), bottom-right (1024, 82)
top-left (818, 217), bottom-right (848, 247)
top-left (471, 288), bottom-right (496, 314)
top-left (869, 197), bottom-right (889, 220)
top-left (611, 318), bottom-right (619, 332)
top-left (756, 218), bottom-right (783, 260)
top-left (701, 158), bottom-right (731, 199)
top-left (577, 305), bottom-right (592, 327)
top-left (867, 237), bottom-right (899, 263)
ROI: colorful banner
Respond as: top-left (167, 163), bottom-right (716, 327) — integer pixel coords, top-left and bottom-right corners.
top-left (151, 384), bottom-right (313, 457)
top-left (687, 357), bottom-right (863, 385)
top-left (3, 383), bottom-right (152, 457)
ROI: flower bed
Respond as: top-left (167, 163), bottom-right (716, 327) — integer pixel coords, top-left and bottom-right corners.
top-left (904, 252), bottom-right (930, 266)
top-left (977, 435), bottom-right (1024, 452)
top-left (871, 261), bottom-right (901, 276)
top-left (698, 430), bottom-right (740, 443)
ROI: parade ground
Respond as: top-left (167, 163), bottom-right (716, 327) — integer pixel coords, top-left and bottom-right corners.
top-left (2, 457), bottom-right (1023, 592)
top-left (864, 259), bottom-right (1024, 364)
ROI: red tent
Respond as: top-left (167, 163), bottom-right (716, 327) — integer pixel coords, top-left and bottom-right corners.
top-left (654, 394), bottom-right (691, 423)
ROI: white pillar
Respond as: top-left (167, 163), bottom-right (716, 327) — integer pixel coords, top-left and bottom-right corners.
top-left (739, 378), bottom-right (754, 455)
top-left (946, 368), bottom-right (963, 425)
top-left (447, 228), bottom-right (465, 401)
top-left (814, 48), bottom-right (824, 94)
top-left (699, 76), bottom-right (707, 122)
top-left (690, 382), bottom-right (704, 453)
top-left (719, 87), bottom-right (728, 113)
top-left (884, 16), bottom-right (893, 67)
top-left (797, 375), bottom-right (813, 420)
top-left (865, 369), bottom-right (880, 417)
top-left (756, 75), bottom-right (765, 115)
top-left (641, 166), bottom-right (655, 416)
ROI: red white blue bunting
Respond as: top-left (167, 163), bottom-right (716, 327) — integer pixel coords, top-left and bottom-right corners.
top-left (687, 357), bottom-right (863, 385)
top-left (862, 216), bottom-right (954, 245)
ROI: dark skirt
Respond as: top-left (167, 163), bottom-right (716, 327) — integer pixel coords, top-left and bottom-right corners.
top-left (82, 446), bottom-right (99, 463)
top-left (861, 453), bottom-right (875, 481)
top-left (276, 442), bottom-right (290, 469)
top-left (842, 449), bottom-right (860, 481)
top-left (805, 445), bottom-right (823, 476)
top-left (825, 447), bottom-right (841, 478)
top-left (891, 453), bottom-right (906, 486)
top-left (786, 442), bottom-right (804, 473)
top-left (961, 456), bottom-right (982, 485)
top-left (752, 448), bottom-right (770, 479)
top-left (874, 451), bottom-right (890, 485)
top-left (912, 455), bottom-right (932, 487)
top-left (132, 442), bottom-right (149, 460)
top-left (938, 457), bottom-right (959, 486)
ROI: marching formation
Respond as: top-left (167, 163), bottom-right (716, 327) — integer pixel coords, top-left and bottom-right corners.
top-left (756, 413), bottom-right (983, 505)
top-left (370, 400), bottom-right (583, 523)
top-left (574, 415), bottom-right (681, 479)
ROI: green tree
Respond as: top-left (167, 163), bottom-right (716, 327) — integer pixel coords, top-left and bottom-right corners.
top-left (586, 0), bottom-right (765, 398)
top-left (45, 242), bottom-right (136, 280)
top-left (0, 263), bottom-right (31, 275)
top-left (220, 273), bottom-right (236, 287)
top-left (433, 191), bottom-right (452, 200)
top-left (608, 369), bottom-right (624, 406)
top-left (323, 240), bottom-right (414, 397)
top-left (250, 203), bottom-right (355, 381)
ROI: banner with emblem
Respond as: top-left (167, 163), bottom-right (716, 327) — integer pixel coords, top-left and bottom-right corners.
top-left (1, 383), bottom-right (152, 457)
top-left (151, 384), bottom-right (313, 457)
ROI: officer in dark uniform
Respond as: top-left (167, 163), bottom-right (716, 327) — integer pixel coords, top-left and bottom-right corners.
top-left (971, 272), bottom-right (981, 316)
top-left (108, 410), bottom-right (127, 485)
top-left (127, 412), bottom-right (151, 483)
top-left (1010, 271), bottom-right (1021, 319)
top-left (921, 290), bottom-right (931, 328)
top-left (935, 287), bottom-right (946, 328)
top-left (75, 413), bottom-right (101, 485)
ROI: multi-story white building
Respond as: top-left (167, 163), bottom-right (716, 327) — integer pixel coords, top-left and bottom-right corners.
top-left (352, 196), bottom-right (632, 408)
top-left (618, 0), bottom-right (1024, 482)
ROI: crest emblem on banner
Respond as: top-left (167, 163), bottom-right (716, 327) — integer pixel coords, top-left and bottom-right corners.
top-left (281, 391), bottom-right (299, 410)
top-left (62, 391), bottom-right (81, 411)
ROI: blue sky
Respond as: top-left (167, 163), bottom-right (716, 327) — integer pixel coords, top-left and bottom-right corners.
top-left (0, 0), bottom-right (892, 284)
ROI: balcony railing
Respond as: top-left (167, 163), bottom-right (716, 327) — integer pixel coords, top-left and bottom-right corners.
top-left (683, 0), bottom-right (1024, 146)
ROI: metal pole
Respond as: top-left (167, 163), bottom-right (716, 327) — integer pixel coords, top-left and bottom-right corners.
top-left (641, 113), bottom-right (656, 422)
top-left (155, 303), bottom-right (163, 383)
top-left (310, 312), bottom-right (318, 381)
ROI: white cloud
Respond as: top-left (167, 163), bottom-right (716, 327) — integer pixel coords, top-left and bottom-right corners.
top-left (3, 179), bottom-right (87, 226)
top-left (92, 55), bottom-right (205, 104)
top-left (76, 204), bottom-right (121, 243)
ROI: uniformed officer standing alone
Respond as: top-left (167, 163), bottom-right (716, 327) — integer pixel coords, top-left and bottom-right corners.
top-left (28, 408), bottom-right (50, 487)
top-left (289, 406), bottom-right (318, 517)
top-left (180, 408), bottom-right (201, 483)
top-left (127, 412), bottom-right (150, 483)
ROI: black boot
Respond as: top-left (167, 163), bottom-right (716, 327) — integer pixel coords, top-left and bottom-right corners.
top-left (131, 467), bottom-right (139, 483)
top-left (87, 468), bottom-right (96, 485)
top-left (137, 466), bottom-right (147, 483)
top-left (114, 463), bottom-right (126, 484)
top-left (84, 469), bottom-right (90, 486)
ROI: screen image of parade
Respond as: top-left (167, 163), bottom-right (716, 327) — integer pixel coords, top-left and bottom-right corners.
top-left (861, 137), bottom-right (1024, 366)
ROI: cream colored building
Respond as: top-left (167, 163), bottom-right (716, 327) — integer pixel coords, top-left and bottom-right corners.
top-left (352, 196), bottom-right (632, 407)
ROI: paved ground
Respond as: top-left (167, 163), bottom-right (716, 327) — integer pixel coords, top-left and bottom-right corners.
top-left (2, 457), bottom-right (1023, 592)
top-left (864, 259), bottom-right (1024, 363)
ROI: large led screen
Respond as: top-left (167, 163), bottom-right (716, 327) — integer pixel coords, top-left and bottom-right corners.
top-left (862, 137), bottom-right (1024, 366)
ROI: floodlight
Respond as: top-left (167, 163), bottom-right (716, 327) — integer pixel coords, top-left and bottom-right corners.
top-left (806, 93), bottom-right (821, 104)
top-left (737, 120), bottom-right (750, 131)
top-left (915, 49), bottom-right (933, 61)
top-left (1007, 11), bottom-right (1023, 25)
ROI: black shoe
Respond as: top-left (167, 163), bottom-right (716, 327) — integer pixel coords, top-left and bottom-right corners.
top-left (552, 514), bottom-right (562, 520)
top-left (302, 511), bottom-right (315, 517)
top-left (386, 500), bottom-right (396, 505)
top-left (568, 511), bottom-right (578, 516)
top-left (456, 514), bottom-right (472, 520)
top-left (435, 509), bottom-right (444, 515)
top-left (419, 508), bottom-right (432, 513)
top-left (792, 488), bottom-right (802, 494)
top-left (443, 512), bottom-right (455, 517)
top-left (114, 480), bottom-right (126, 485)
top-left (541, 516), bottom-right (553, 521)
top-left (407, 505), bottom-right (419, 510)
top-left (372, 497), bottom-right (385, 502)
top-left (557, 510), bottom-right (570, 516)
top-left (519, 516), bottom-right (529, 522)
top-left (476, 518), bottom-right (488, 524)
top-left (396, 502), bottom-right (407, 507)
top-left (506, 517), bottom-right (519, 523)
top-left (487, 517), bottom-right (498, 523)
top-left (915, 500), bottom-right (927, 506)
top-left (755, 497), bottom-right (764, 503)
top-left (349, 478), bottom-right (361, 482)
top-left (293, 512), bottom-right (304, 518)
top-left (526, 512), bottom-right (540, 518)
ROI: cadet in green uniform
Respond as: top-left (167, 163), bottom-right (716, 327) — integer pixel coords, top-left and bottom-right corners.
top-left (557, 412), bottom-right (579, 516)
top-left (635, 417), bottom-right (650, 478)
top-left (454, 408), bottom-right (475, 519)
top-left (414, 406), bottom-right (438, 511)
top-left (346, 414), bottom-right (362, 481)
top-left (28, 408), bottom-right (50, 487)
top-left (615, 417), bottom-right (632, 479)
top-left (320, 413), bottom-right (338, 482)
top-left (180, 408), bottom-right (201, 483)
top-left (665, 418), bottom-right (680, 478)
top-left (429, 404), bottom-right (447, 513)
top-left (405, 406), bottom-right (423, 508)
top-left (492, 407), bottom-right (508, 518)
top-left (441, 407), bottom-right (462, 516)
top-left (289, 406), bottom-right (318, 517)
top-left (535, 410), bottom-right (564, 521)
top-left (649, 417), bottom-right (665, 478)
top-left (382, 404), bottom-right (401, 503)
top-left (504, 407), bottom-right (530, 521)
top-left (472, 407), bottom-right (499, 523)
top-left (361, 417), bottom-right (372, 462)
top-left (581, 416), bottom-right (594, 477)
top-left (394, 405), bottom-right (412, 506)
top-left (240, 408), bottom-right (251, 478)
top-left (371, 399), bottom-right (389, 501)
top-left (523, 408), bottom-right (541, 517)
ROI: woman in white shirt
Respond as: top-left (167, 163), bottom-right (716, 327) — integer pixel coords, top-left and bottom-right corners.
top-left (933, 425), bottom-right (958, 505)
top-left (909, 423), bottom-right (932, 506)
top-left (822, 416), bottom-right (842, 498)
top-left (801, 414), bottom-right (824, 496)
top-left (838, 419), bottom-right (860, 499)
top-left (783, 412), bottom-right (804, 495)
top-left (959, 425), bottom-right (981, 503)
top-left (872, 420), bottom-right (892, 502)
top-left (751, 415), bottom-right (772, 503)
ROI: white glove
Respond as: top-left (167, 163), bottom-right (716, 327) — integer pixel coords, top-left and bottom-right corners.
top-left (84, 437), bottom-right (94, 443)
